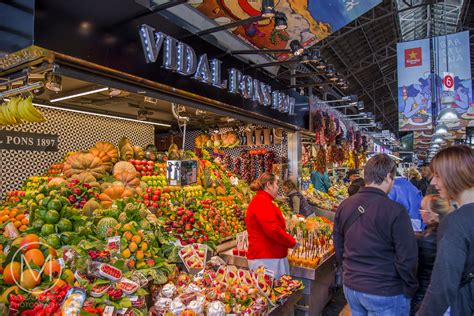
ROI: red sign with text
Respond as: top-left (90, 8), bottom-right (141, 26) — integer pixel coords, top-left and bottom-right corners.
top-left (405, 48), bottom-right (422, 67)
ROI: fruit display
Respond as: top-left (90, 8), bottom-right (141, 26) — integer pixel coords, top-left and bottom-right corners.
top-left (149, 263), bottom-right (303, 315)
top-left (0, 136), bottom-right (310, 314)
top-left (0, 96), bottom-right (46, 126)
top-left (303, 184), bottom-right (343, 212)
top-left (286, 215), bottom-right (334, 269)
top-left (195, 131), bottom-right (240, 149)
top-left (0, 207), bottom-right (29, 233)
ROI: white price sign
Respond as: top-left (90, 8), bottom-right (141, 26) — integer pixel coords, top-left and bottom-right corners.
top-left (443, 72), bottom-right (454, 92)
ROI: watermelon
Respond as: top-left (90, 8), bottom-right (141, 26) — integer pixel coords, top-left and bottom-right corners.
top-left (96, 217), bottom-right (118, 238)
top-left (57, 218), bottom-right (73, 232)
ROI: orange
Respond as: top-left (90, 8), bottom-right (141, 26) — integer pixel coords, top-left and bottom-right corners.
top-left (19, 225), bottom-right (28, 232)
top-left (20, 269), bottom-right (41, 289)
top-left (43, 260), bottom-right (61, 278)
top-left (20, 234), bottom-right (40, 252)
top-left (0, 215), bottom-right (9, 222)
top-left (9, 210), bottom-right (17, 218)
top-left (21, 218), bottom-right (29, 225)
top-left (24, 249), bottom-right (45, 267)
top-left (3, 262), bottom-right (21, 285)
top-left (52, 279), bottom-right (66, 288)
top-left (131, 235), bottom-right (142, 244)
top-left (16, 214), bottom-right (25, 220)
top-left (13, 221), bottom-right (21, 228)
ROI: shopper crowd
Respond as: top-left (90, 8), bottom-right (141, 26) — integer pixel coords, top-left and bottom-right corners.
top-left (334, 145), bottom-right (474, 316)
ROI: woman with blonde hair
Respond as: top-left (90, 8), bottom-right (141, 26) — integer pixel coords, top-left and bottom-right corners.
top-left (417, 145), bottom-right (474, 316)
top-left (246, 173), bottom-right (299, 279)
top-left (412, 194), bottom-right (452, 314)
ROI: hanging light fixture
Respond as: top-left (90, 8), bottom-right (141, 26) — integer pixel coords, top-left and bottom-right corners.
top-left (274, 12), bottom-right (287, 30)
top-left (289, 40), bottom-right (304, 56)
top-left (433, 123), bottom-right (448, 135)
top-left (437, 107), bottom-right (460, 122)
top-left (261, 0), bottom-right (275, 18)
top-left (316, 60), bottom-right (327, 70)
top-left (45, 72), bottom-right (62, 92)
top-left (306, 48), bottom-right (321, 62)
top-left (326, 64), bottom-right (336, 76)
top-left (432, 134), bottom-right (445, 143)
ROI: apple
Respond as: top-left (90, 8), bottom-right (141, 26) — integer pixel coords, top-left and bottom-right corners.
top-left (128, 159), bottom-right (135, 164)
top-left (135, 165), bottom-right (143, 172)
top-left (151, 202), bottom-right (158, 208)
top-left (146, 187), bottom-right (153, 193)
top-left (185, 224), bottom-right (192, 231)
top-left (143, 194), bottom-right (150, 200)
top-left (154, 189), bottom-right (161, 196)
top-left (176, 210), bottom-right (184, 216)
top-left (176, 228), bottom-right (183, 234)
top-left (147, 161), bottom-right (154, 166)
top-left (151, 195), bottom-right (159, 201)
top-left (189, 218), bottom-right (195, 224)
top-left (188, 238), bottom-right (196, 244)
top-left (144, 200), bottom-right (150, 206)
top-left (147, 165), bottom-right (153, 171)
top-left (171, 222), bottom-right (178, 228)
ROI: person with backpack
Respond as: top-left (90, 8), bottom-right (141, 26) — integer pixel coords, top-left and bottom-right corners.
top-left (334, 154), bottom-right (418, 315)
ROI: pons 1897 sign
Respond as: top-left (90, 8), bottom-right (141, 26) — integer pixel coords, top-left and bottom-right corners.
top-left (0, 130), bottom-right (59, 152)
top-left (139, 24), bottom-right (295, 115)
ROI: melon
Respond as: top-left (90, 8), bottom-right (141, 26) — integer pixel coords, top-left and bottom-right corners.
top-left (96, 217), bottom-right (119, 238)
top-left (82, 199), bottom-right (100, 217)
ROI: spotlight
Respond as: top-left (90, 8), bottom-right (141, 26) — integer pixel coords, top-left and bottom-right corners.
top-left (290, 40), bottom-right (304, 56)
top-left (326, 64), bottom-right (336, 76)
top-left (316, 60), bottom-right (327, 70)
top-left (305, 48), bottom-right (321, 62)
top-left (261, 0), bottom-right (275, 18)
top-left (274, 12), bottom-right (287, 30)
top-left (137, 110), bottom-right (147, 121)
top-left (45, 72), bottom-right (62, 92)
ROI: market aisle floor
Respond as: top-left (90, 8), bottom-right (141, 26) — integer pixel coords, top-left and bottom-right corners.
top-left (321, 288), bottom-right (351, 316)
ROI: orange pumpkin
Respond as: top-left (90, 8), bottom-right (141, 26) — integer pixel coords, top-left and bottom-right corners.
top-left (113, 161), bottom-right (136, 176)
top-left (70, 172), bottom-right (96, 183)
top-left (63, 153), bottom-right (106, 179)
top-left (114, 170), bottom-right (140, 188)
top-left (90, 142), bottom-right (118, 163)
top-left (98, 185), bottom-right (133, 208)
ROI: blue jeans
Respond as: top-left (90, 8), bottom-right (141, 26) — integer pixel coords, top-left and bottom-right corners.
top-left (343, 286), bottom-right (411, 316)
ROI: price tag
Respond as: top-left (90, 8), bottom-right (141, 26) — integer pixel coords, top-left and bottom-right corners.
top-left (57, 258), bottom-right (65, 268)
top-left (128, 296), bottom-right (138, 302)
top-left (107, 236), bottom-right (120, 253)
top-left (103, 306), bottom-right (115, 316)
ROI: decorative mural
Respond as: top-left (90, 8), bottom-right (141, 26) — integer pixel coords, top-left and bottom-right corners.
top-left (191, 0), bottom-right (382, 59)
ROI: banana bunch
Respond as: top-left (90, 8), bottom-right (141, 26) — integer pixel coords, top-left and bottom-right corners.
top-left (0, 96), bottom-right (46, 126)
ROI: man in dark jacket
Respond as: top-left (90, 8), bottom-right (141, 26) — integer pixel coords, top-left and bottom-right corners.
top-left (334, 154), bottom-right (418, 315)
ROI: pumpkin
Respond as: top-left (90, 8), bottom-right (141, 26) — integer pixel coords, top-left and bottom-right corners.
top-left (63, 153), bottom-right (106, 179)
top-left (90, 141), bottom-right (118, 163)
top-left (114, 171), bottom-right (140, 188)
top-left (98, 185), bottom-right (133, 208)
top-left (70, 172), bottom-right (96, 184)
top-left (113, 161), bottom-right (136, 176)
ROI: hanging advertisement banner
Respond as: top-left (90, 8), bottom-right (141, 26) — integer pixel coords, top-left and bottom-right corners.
top-left (397, 38), bottom-right (433, 131)
top-left (432, 31), bottom-right (474, 126)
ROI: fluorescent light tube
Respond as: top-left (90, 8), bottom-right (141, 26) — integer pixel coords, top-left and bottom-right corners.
top-left (50, 87), bottom-right (109, 102)
top-left (34, 102), bottom-right (171, 127)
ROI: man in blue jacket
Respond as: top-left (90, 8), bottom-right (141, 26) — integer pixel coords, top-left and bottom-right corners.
top-left (388, 177), bottom-right (425, 232)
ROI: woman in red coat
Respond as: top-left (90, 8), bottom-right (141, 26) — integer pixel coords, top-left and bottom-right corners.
top-left (246, 172), bottom-right (299, 279)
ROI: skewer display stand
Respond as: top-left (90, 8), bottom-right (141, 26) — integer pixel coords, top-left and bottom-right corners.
top-left (218, 248), bottom-right (336, 316)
